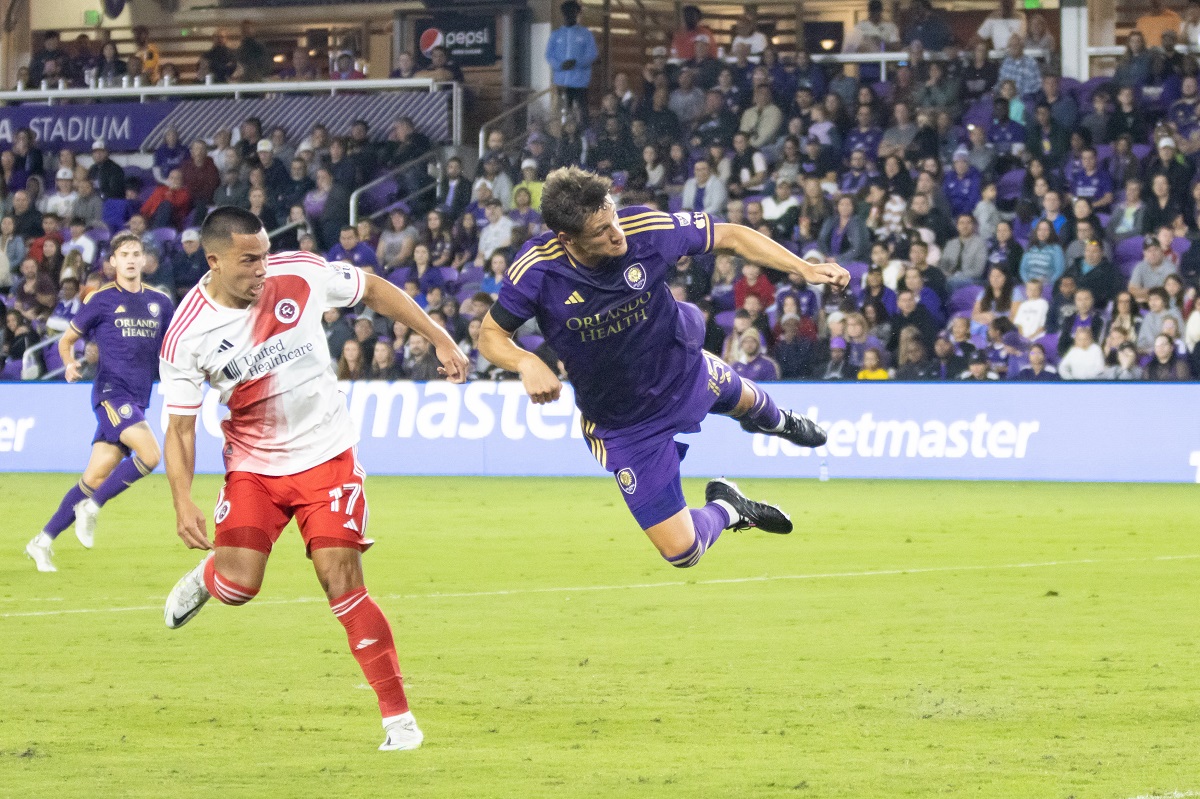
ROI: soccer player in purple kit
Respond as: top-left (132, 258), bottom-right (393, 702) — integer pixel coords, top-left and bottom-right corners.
top-left (478, 167), bottom-right (850, 568)
top-left (25, 232), bottom-right (174, 572)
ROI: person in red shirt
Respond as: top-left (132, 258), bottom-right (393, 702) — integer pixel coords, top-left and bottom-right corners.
top-left (734, 261), bottom-right (776, 309)
top-left (181, 140), bottom-right (220, 210)
top-left (670, 5), bottom-right (716, 61)
top-left (140, 168), bottom-right (193, 231)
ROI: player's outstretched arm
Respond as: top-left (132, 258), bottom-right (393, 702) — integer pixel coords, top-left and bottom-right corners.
top-left (164, 413), bottom-right (211, 550)
top-left (360, 274), bottom-right (469, 383)
top-left (712, 223), bottom-right (851, 288)
top-left (478, 311), bottom-right (561, 404)
top-left (59, 327), bottom-right (83, 382)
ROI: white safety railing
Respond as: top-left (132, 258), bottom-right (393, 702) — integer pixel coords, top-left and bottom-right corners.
top-left (804, 48), bottom-right (1049, 82)
top-left (22, 334), bottom-right (62, 381)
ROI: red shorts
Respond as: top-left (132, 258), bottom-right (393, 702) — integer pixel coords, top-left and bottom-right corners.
top-left (213, 448), bottom-right (373, 557)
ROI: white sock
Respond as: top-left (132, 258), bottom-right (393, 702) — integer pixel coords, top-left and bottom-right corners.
top-left (382, 710), bottom-right (415, 729)
top-left (713, 499), bottom-right (741, 527)
top-left (35, 532), bottom-right (53, 547)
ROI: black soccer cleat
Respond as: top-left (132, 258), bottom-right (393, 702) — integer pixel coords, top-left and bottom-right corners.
top-left (739, 409), bottom-right (827, 448)
top-left (705, 478), bottom-right (793, 534)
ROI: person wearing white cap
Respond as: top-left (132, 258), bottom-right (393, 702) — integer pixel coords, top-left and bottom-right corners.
top-left (40, 167), bottom-right (79, 218)
top-left (254, 137), bottom-right (288, 196)
top-left (1144, 132), bottom-right (1195, 210)
top-left (87, 137), bottom-right (126, 199)
top-left (513, 158), bottom-right (545, 210)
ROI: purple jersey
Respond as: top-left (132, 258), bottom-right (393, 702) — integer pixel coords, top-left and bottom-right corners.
top-left (493, 206), bottom-right (714, 429)
top-left (70, 283), bottom-right (175, 408)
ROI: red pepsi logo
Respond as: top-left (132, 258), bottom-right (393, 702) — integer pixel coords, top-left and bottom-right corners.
top-left (420, 28), bottom-right (445, 58)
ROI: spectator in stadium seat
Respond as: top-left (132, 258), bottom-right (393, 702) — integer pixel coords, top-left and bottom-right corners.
top-left (733, 262), bottom-right (775, 310)
top-left (152, 127), bottom-right (187, 186)
top-left (213, 168), bottom-right (249, 210)
top-left (546, 1), bottom-right (598, 127)
top-left (1136, 0), bottom-right (1181, 47)
top-left (377, 207), bottom-right (417, 270)
top-left (960, 350), bottom-right (999, 380)
top-left (476, 199), bottom-right (514, 266)
top-left (1057, 325), bottom-right (1105, 379)
top-left (278, 158), bottom-right (314, 215)
top-left (87, 140), bottom-right (125, 200)
top-left (889, 289), bottom-right (939, 353)
top-left (451, 211), bottom-right (481, 268)
top-left (1012, 342), bottom-right (1060, 381)
top-left (434, 158), bottom-right (469, 222)
top-left (254, 140), bottom-right (288, 199)
top-left (819, 195), bottom-right (871, 263)
top-left (1144, 136), bottom-right (1194, 211)
top-left (234, 118), bottom-right (264, 163)
top-left (1020, 219), bottom-right (1065, 283)
top-left (903, 0), bottom-right (951, 51)
top-left (131, 26), bottom-right (160, 83)
top-left (1024, 103), bottom-right (1068, 169)
top-left (9, 191), bottom-right (42, 240)
top-left (731, 329), bottom-right (780, 381)
top-left (41, 168), bottom-right (77, 220)
top-left (279, 46), bottom-right (319, 81)
top-left (417, 46), bottom-right (464, 83)
top-left (140, 169), bottom-right (192, 231)
top-left (204, 30), bottom-right (236, 83)
top-left (739, 85), bottom-right (783, 150)
top-left (1136, 287), bottom-right (1184, 352)
top-left (997, 33), bottom-right (1042, 98)
top-left (313, 168), bottom-right (351, 252)
top-left (818, 336), bottom-right (853, 380)
top-left (670, 5), bottom-right (715, 61)
top-left (234, 21), bottom-right (270, 82)
top-left (331, 52), bottom-right (365, 81)
top-left (244, 187), bottom-right (277, 230)
top-left (401, 333), bottom-right (442, 380)
top-left (977, 0), bottom-right (1026, 51)
top-left (680, 161), bottom-right (726, 218)
top-left (28, 31), bottom-right (65, 86)
top-left (1128, 237), bottom-right (1179, 304)
top-left (939, 213), bottom-right (988, 291)
top-left (844, 0), bottom-right (900, 61)
top-left (1065, 238), bottom-right (1122, 309)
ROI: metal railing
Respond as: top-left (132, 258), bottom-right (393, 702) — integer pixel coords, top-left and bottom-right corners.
top-left (349, 149), bottom-right (442, 226)
top-left (478, 87), bottom-right (554, 159)
top-left (804, 48), bottom-right (1049, 82)
top-left (22, 334), bottom-right (63, 381)
top-left (0, 76), bottom-right (445, 104)
top-left (267, 218), bottom-right (311, 243)
top-left (367, 178), bottom-right (439, 225)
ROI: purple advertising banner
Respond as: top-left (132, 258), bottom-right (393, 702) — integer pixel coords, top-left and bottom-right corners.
top-left (0, 101), bottom-right (174, 152)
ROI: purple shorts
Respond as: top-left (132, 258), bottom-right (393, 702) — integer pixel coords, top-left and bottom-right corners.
top-left (582, 351), bottom-right (743, 529)
top-left (92, 400), bottom-right (147, 453)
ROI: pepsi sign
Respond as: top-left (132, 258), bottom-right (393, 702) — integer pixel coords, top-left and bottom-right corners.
top-left (414, 15), bottom-right (499, 67)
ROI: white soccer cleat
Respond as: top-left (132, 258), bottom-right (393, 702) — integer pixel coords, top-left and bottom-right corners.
top-left (74, 498), bottom-right (100, 549)
top-left (164, 555), bottom-right (213, 629)
top-left (379, 712), bottom-right (424, 751)
top-left (25, 534), bottom-right (57, 573)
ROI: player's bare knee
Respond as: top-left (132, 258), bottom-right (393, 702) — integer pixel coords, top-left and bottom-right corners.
top-left (136, 449), bottom-right (161, 472)
top-left (213, 549), bottom-right (267, 596)
top-left (313, 546), bottom-right (364, 600)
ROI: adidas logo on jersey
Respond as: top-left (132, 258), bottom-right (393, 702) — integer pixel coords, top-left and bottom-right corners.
top-left (217, 339), bottom-right (242, 380)
top-left (114, 305), bottom-right (126, 314)
top-left (564, 291), bottom-right (585, 305)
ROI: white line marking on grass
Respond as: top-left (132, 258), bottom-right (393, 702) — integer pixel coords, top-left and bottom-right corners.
top-left (2, 554), bottom-right (1197, 619)
top-left (1125, 792), bottom-right (1200, 799)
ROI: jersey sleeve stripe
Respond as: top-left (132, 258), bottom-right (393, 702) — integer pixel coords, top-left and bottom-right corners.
top-left (622, 222), bottom-right (675, 236)
top-left (161, 292), bottom-right (207, 362)
top-left (508, 240), bottom-right (560, 278)
top-left (351, 265), bottom-right (366, 306)
top-left (619, 210), bottom-right (671, 226)
top-left (705, 216), bottom-right (714, 252)
top-left (510, 245), bottom-right (563, 284)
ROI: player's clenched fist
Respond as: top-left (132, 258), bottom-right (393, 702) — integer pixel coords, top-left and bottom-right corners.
top-left (519, 354), bottom-right (562, 405)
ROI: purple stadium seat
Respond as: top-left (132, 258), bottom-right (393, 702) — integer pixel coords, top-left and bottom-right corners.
top-left (1171, 236), bottom-right (1191, 259)
top-left (997, 169), bottom-right (1026, 202)
top-left (1095, 143), bottom-right (1115, 163)
top-left (1, 360), bottom-right (22, 380)
top-left (438, 266), bottom-right (458, 290)
top-left (667, 194), bottom-right (683, 213)
top-left (1114, 236), bottom-right (1144, 275)
top-left (458, 266), bottom-right (486, 285)
top-left (151, 227), bottom-right (178, 249)
top-left (948, 285), bottom-right (983, 316)
top-left (1036, 333), bottom-right (1060, 364)
top-left (962, 98), bottom-right (993, 129)
top-left (43, 344), bottom-right (64, 374)
top-left (715, 309), bottom-right (735, 333)
top-left (1132, 143), bottom-right (1153, 161)
top-left (518, 334), bottom-right (545, 352)
top-left (360, 178), bottom-right (397, 215)
top-left (456, 286), bottom-right (479, 303)
top-left (1078, 76), bottom-right (1110, 108)
top-left (841, 261), bottom-right (869, 290)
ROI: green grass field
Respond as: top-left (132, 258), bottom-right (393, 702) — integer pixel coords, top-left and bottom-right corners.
top-left (1, 475), bottom-right (1196, 799)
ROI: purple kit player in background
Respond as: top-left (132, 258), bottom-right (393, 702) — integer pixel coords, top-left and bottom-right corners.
top-left (25, 232), bottom-right (175, 572)
top-left (479, 166), bottom-right (850, 568)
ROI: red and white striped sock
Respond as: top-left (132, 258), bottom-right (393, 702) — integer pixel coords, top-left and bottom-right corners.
top-left (330, 586), bottom-right (410, 718)
top-left (202, 557), bottom-right (259, 606)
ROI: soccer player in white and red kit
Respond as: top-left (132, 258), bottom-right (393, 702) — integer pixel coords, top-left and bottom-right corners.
top-left (159, 208), bottom-right (468, 751)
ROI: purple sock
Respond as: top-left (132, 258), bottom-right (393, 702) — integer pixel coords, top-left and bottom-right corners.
top-left (92, 454), bottom-right (153, 507)
top-left (742, 380), bottom-right (784, 432)
top-left (665, 503), bottom-right (731, 568)
top-left (43, 481), bottom-right (94, 539)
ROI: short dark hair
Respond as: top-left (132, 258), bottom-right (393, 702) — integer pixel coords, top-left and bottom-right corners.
top-left (540, 166), bottom-right (613, 236)
top-left (341, 225), bottom-right (357, 235)
top-left (110, 231), bottom-right (143, 254)
top-left (201, 206), bottom-right (264, 251)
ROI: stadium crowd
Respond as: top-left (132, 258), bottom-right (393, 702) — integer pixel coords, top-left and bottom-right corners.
top-left (3, 2), bottom-right (1200, 382)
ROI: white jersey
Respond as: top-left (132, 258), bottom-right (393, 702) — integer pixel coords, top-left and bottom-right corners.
top-left (159, 250), bottom-right (366, 476)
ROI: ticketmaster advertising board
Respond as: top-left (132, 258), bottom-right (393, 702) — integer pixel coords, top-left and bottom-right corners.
top-left (0, 382), bottom-right (1197, 483)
